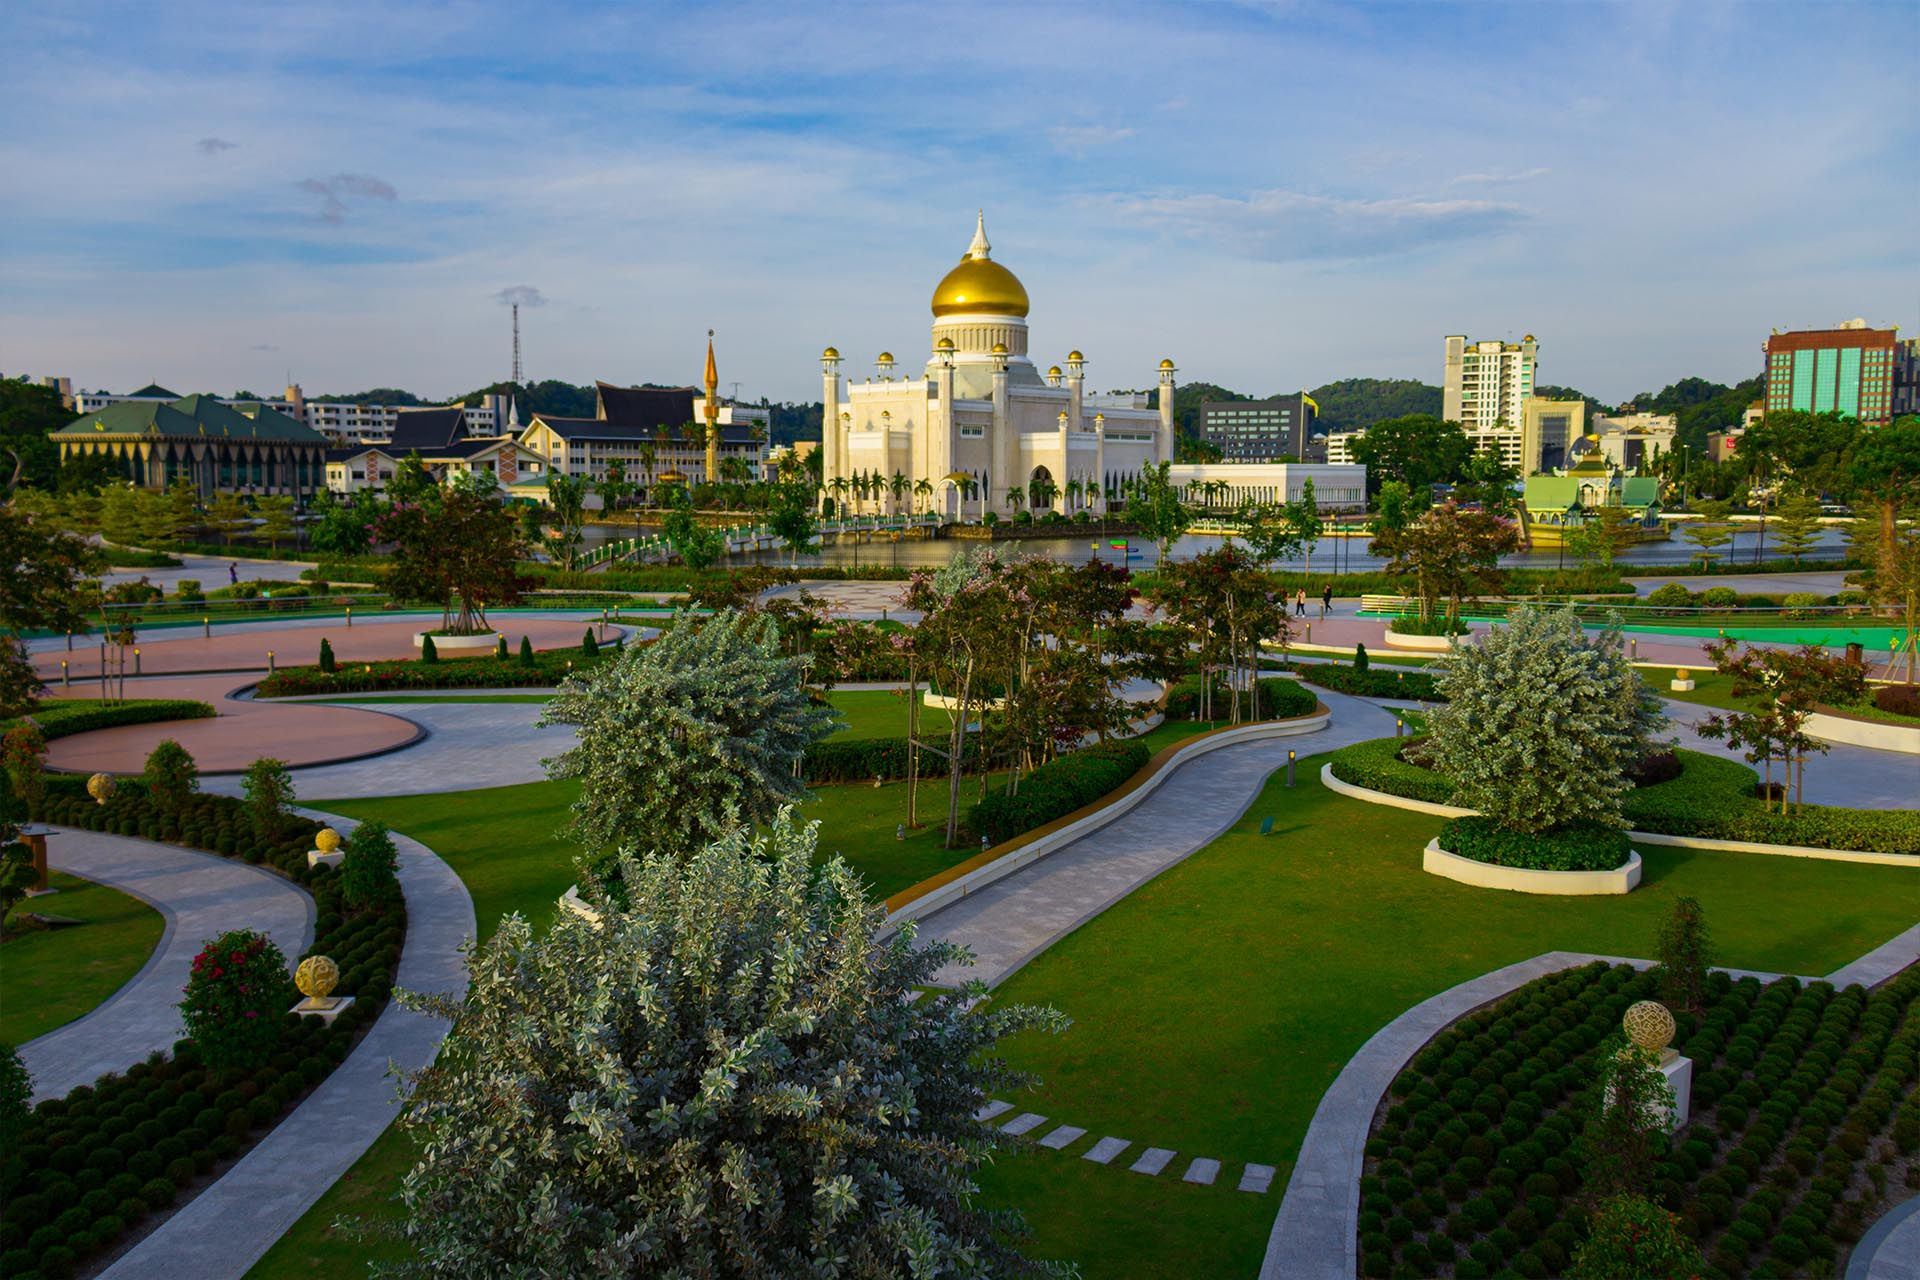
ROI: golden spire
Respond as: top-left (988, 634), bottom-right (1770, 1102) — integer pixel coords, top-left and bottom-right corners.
top-left (703, 328), bottom-right (720, 483)
top-left (704, 328), bottom-right (719, 401)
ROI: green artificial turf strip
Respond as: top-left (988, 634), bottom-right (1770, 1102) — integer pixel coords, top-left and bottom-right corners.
top-left (0, 871), bottom-right (165, 1045)
top-left (976, 771), bottom-right (1920, 1276)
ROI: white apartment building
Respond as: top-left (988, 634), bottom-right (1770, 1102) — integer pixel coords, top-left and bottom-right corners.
top-left (1443, 335), bottom-right (1537, 434)
top-left (69, 382), bottom-right (509, 446)
top-left (1591, 411), bottom-right (1677, 471)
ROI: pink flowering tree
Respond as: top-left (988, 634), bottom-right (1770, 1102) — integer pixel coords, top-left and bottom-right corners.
top-left (179, 929), bottom-right (296, 1068)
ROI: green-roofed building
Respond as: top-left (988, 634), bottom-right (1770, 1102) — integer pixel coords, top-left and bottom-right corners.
top-left (51, 394), bottom-right (329, 500)
top-left (1521, 434), bottom-right (1669, 550)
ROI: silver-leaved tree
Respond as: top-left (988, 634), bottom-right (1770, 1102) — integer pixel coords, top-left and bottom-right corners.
top-left (1426, 606), bottom-right (1665, 833)
top-left (539, 608), bottom-right (837, 862)
top-left (377, 813), bottom-right (1069, 1277)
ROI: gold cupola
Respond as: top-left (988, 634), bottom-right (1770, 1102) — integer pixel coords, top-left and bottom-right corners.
top-left (931, 211), bottom-right (1030, 318)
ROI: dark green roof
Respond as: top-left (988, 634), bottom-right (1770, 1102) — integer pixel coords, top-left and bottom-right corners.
top-left (127, 383), bottom-right (179, 399)
top-left (53, 395), bottom-right (325, 444)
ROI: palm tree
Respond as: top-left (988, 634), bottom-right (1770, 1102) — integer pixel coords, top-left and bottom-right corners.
top-left (913, 476), bottom-right (934, 515)
top-left (1065, 477), bottom-right (1084, 512)
top-left (889, 470), bottom-right (909, 515)
top-left (828, 475), bottom-right (850, 518)
top-left (1004, 486), bottom-right (1025, 515)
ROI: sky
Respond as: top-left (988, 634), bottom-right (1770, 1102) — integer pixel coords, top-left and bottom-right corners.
top-left (2, 0), bottom-right (1915, 408)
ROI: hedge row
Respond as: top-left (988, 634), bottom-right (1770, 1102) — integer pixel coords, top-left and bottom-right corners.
top-left (969, 740), bottom-right (1151, 845)
top-left (1326, 738), bottom-right (1920, 856)
top-left (1163, 675), bottom-right (1318, 723)
top-left (802, 734), bottom-right (988, 785)
top-left (1289, 663), bottom-right (1447, 703)
top-left (1438, 815), bottom-right (1631, 872)
top-left (4, 699), bottom-right (215, 742)
top-left (1361, 962), bottom-right (1920, 1279)
top-left (255, 647), bottom-right (616, 697)
top-left (33, 777), bottom-right (323, 876)
top-left (1, 786), bottom-right (404, 1278)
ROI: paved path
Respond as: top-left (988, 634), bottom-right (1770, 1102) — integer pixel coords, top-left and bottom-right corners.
top-left (1659, 697), bottom-right (1920, 809)
top-left (100, 813), bottom-right (476, 1280)
top-left (33, 616), bottom-right (608, 679)
top-left (1626, 569), bottom-right (1849, 597)
top-left (1851, 1192), bottom-right (1920, 1280)
top-left (914, 691), bottom-right (1398, 989)
top-left (19, 830), bottom-right (315, 1103)
top-left (206, 700), bottom-right (582, 799)
top-left (1263, 926), bottom-right (1920, 1280)
top-left (100, 551), bottom-right (315, 593)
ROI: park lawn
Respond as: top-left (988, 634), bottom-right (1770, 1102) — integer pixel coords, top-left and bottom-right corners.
top-left (976, 769), bottom-right (1920, 1278)
top-left (0, 871), bottom-right (165, 1044)
top-left (1649, 669), bottom-right (1920, 726)
top-left (821, 688), bottom-right (951, 740)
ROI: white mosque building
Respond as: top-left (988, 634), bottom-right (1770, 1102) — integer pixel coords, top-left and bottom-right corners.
top-left (819, 213), bottom-right (1175, 521)
top-left (818, 213), bottom-right (1364, 520)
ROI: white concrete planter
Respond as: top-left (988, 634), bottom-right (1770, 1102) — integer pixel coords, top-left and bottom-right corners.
top-left (1805, 710), bottom-right (1920, 755)
top-left (413, 631), bottom-right (502, 652)
top-left (1424, 837), bottom-right (1642, 895)
top-left (1383, 627), bottom-right (1460, 652)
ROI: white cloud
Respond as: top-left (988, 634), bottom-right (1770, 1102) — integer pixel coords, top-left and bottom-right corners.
top-left (1447, 167), bottom-right (1551, 186)
top-left (1113, 187), bottom-right (1526, 262)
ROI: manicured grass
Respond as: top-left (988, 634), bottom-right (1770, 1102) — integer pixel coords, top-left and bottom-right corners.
top-left (1649, 669), bottom-right (1920, 726)
top-left (977, 771), bottom-right (1920, 1277)
top-left (0, 871), bottom-right (165, 1044)
top-left (821, 688), bottom-right (952, 740)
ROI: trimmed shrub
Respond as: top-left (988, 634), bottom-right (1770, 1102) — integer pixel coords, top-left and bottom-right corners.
top-left (340, 820), bottom-right (400, 908)
top-left (317, 637), bottom-right (337, 673)
top-left (970, 740), bottom-right (1150, 845)
top-left (1, 699), bottom-right (215, 743)
top-left (1875, 684), bottom-right (1920, 718)
top-left (419, 633), bottom-right (439, 664)
top-left (1646, 583), bottom-right (1693, 610)
top-left (495, 635), bottom-right (509, 661)
top-left (1438, 816), bottom-right (1632, 872)
top-left (1353, 642), bottom-right (1369, 673)
top-left (140, 739), bottom-right (199, 816)
top-left (518, 636), bottom-right (536, 668)
top-left (581, 628), bottom-right (600, 657)
top-left (178, 930), bottom-right (296, 1069)
top-left (1162, 675), bottom-right (1317, 723)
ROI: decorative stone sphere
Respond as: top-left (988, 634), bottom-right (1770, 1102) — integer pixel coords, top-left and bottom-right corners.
top-left (295, 955), bottom-right (340, 1002)
top-left (86, 773), bottom-right (117, 805)
top-left (314, 828), bottom-right (342, 854)
top-left (1623, 1000), bottom-right (1676, 1053)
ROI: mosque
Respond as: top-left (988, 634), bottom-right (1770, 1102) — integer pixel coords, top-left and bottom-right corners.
top-left (819, 213), bottom-right (1177, 520)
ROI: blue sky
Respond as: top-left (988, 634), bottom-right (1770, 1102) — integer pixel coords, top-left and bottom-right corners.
top-left (2, 0), bottom-right (1914, 406)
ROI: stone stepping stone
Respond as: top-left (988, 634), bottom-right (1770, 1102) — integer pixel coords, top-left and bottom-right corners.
top-left (1183, 1157), bottom-right (1221, 1186)
top-left (1037, 1125), bottom-right (1086, 1150)
top-left (1083, 1136), bottom-right (1130, 1165)
top-left (1238, 1163), bottom-right (1278, 1194)
top-left (974, 1100), bottom-right (1013, 1123)
top-left (1001, 1112), bottom-right (1048, 1136)
top-left (1129, 1147), bottom-right (1176, 1176)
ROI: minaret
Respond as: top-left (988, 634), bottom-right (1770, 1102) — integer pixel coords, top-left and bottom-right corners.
top-left (1157, 358), bottom-right (1178, 464)
top-left (821, 347), bottom-right (842, 506)
top-left (703, 330), bottom-right (720, 484)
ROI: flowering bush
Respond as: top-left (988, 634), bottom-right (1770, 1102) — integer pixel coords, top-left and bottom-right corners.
top-left (179, 929), bottom-right (295, 1069)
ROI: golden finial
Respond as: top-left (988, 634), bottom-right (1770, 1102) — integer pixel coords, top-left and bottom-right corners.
top-left (294, 956), bottom-right (341, 1010)
top-left (87, 773), bottom-right (117, 805)
top-left (1623, 1001), bottom-right (1677, 1063)
top-left (314, 827), bottom-right (342, 854)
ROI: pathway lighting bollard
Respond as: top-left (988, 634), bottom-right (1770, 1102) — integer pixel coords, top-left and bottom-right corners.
top-left (1396, 717), bottom-right (1405, 738)
top-left (1630, 637), bottom-right (1638, 660)
top-left (1286, 750), bottom-right (1296, 788)
top-left (61, 660), bottom-right (69, 688)
top-left (66, 630), bottom-right (72, 651)
top-left (133, 648), bottom-right (141, 676)
top-left (1306, 623), bottom-right (1311, 645)
top-left (981, 834), bottom-right (990, 852)
top-left (346, 605), bottom-right (353, 627)
top-left (896, 823), bottom-right (905, 842)
top-left (204, 616), bottom-right (211, 639)
top-left (268, 650), bottom-right (276, 672)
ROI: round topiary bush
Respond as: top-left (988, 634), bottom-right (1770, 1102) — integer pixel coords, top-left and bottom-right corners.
top-left (178, 931), bottom-right (296, 1070)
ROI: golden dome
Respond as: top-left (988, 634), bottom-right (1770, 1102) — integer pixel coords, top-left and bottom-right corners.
top-left (877, 351), bottom-right (894, 364)
top-left (1067, 350), bottom-right (1084, 363)
top-left (991, 341), bottom-right (1009, 355)
top-left (1159, 358), bottom-right (1176, 370)
top-left (1048, 365), bottom-right (1063, 378)
top-left (821, 345), bottom-right (840, 360)
top-left (935, 336), bottom-right (956, 351)
top-left (930, 211), bottom-right (1029, 318)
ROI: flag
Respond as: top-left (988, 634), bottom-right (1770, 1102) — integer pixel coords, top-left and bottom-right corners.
top-left (1110, 539), bottom-right (1127, 549)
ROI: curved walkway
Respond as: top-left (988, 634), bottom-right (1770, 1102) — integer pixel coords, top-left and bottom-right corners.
top-left (19, 830), bottom-right (315, 1103)
top-left (914, 691), bottom-right (1399, 988)
top-left (100, 812), bottom-right (475, 1280)
top-left (1261, 926), bottom-right (1920, 1280)
top-left (1850, 1193), bottom-right (1920, 1280)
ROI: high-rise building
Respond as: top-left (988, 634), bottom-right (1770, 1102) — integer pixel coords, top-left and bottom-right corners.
top-left (1892, 338), bottom-right (1920, 419)
top-left (1198, 394), bottom-right (1319, 462)
top-left (1443, 334), bottom-right (1537, 433)
top-left (1763, 320), bottom-right (1899, 424)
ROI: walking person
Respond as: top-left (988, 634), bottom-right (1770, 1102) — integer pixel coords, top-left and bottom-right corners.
top-left (1321, 583), bottom-right (1333, 619)
top-left (1294, 587), bottom-right (1308, 617)
top-left (228, 562), bottom-right (238, 586)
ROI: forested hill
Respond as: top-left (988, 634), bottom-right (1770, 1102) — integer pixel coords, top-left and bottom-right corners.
top-left (1304, 378), bottom-right (1441, 433)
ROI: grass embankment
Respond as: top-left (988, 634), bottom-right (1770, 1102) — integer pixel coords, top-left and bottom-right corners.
top-left (975, 772), bottom-right (1920, 1278)
top-left (1652, 670), bottom-right (1920, 727)
top-left (0, 872), bottom-right (165, 1044)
